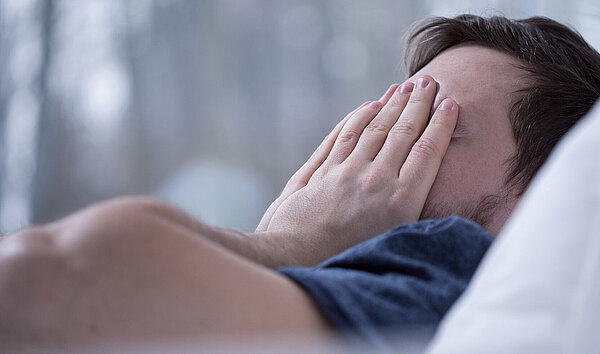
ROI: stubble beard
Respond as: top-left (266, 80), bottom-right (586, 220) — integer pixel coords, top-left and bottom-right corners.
top-left (419, 193), bottom-right (509, 231)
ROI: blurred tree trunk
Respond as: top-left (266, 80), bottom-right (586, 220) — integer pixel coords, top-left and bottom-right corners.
top-left (122, 1), bottom-right (152, 194)
top-left (0, 3), bottom-right (7, 211)
top-left (30, 0), bottom-right (55, 222)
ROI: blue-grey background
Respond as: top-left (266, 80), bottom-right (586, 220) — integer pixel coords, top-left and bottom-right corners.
top-left (1, 0), bottom-right (599, 234)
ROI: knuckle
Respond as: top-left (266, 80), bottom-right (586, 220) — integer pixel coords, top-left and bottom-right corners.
top-left (389, 93), bottom-right (408, 107)
top-left (390, 121), bottom-right (416, 137)
top-left (337, 129), bottom-right (361, 145)
top-left (358, 165), bottom-right (387, 193)
top-left (365, 122), bottom-right (390, 135)
top-left (360, 173), bottom-right (381, 193)
top-left (389, 188), bottom-right (413, 217)
top-left (407, 96), bottom-right (424, 105)
top-left (411, 137), bottom-right (442, 159)
top-left (390, 188), bottom-right (406, 206)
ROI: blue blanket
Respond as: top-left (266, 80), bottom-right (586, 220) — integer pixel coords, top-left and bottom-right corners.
top-left (277, 216), bottom-right (493, 349)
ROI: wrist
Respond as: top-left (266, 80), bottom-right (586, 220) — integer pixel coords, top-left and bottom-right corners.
top-left (250, 229), bottom-right (342, 268)
top-left (245, 230), bottom-right (305, 268)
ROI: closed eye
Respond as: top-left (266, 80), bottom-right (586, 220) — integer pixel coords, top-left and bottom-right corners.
top-left (451, 120), bottom-right (469, 138)
top-left (429, 101), bottom-right (469, 138)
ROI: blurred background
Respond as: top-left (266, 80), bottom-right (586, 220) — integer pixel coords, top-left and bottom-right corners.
top-left (0, 0), bottom-right (599, 234)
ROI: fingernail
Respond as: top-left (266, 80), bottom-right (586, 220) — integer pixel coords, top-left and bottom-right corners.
top-left (379, 84), bottom-right (398, 100)
top-left (418, 77), bottom-right (430, 89)
top-left (439, 98), bottom-right (454, 111)
top-left (398, 84), bottom-right (413, 94)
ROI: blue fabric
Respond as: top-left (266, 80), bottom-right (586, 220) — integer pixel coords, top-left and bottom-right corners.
top-left (277, 216), bottom-right (493, 349)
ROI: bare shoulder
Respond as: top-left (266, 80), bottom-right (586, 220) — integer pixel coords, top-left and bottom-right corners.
top-left (0, 196), bottom-right (331, 345)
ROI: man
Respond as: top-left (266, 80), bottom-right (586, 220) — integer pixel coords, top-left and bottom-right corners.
top-left (1, 14), bottom-right (599, 348)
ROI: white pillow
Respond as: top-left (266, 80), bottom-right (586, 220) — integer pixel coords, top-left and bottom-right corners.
top-left (426, 100), bottom-right (600, 354)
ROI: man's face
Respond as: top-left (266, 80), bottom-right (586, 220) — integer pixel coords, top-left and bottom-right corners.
top-left (408, 45), bottom-right (524, 235)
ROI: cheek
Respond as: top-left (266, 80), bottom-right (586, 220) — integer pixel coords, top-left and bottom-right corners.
top-left (427, 148), bottom-right (473, 206)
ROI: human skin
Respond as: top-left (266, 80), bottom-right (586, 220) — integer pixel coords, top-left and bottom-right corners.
top-left (416, 45), bottom-right (523, 235)
top-left (0, 45), bottom-right (521, 346)
top-left (256, 45), bottom-right (523, 263)
top-left (0, 78), bottom-right (455, 346)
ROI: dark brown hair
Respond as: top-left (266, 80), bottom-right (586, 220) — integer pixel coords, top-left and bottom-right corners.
top-left (405, 14), bottom-right (600, 195)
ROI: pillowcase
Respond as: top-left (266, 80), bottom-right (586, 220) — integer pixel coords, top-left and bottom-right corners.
top-left (426, 100), bottom-right (600, 354)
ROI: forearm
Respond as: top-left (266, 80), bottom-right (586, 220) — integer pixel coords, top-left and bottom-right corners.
top-left (195, 226), bottom-right (284, 267)
top-left (200, 226), bottom-right (329, 268)
top-left (40, 196), bottom-right (308, 268)
top-left (115, 197), bottom-right (315, 267)
top-left (123, 198), bottom-right (297, 267)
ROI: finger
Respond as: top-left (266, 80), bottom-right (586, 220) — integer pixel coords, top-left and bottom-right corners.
top-left (318, 83), bottom-right (396, 168)
top-left (256, 99), bottom-right (374, 231)
top-left (375, 75), bottom-right (438, 168)
top-left (326, 83), bottom-right (398, 165)
top-left (328, 83), bottom-right (397, 164)
top-left (378, 83), bottom-right (400, 104)
top-left (348, 82), bottom-right (415, 162)
top-left (397, 98), bottom-right (459, 213)
top-left (285, 100), bottom-right (371, 190)
top-left (287, 83), bottom-right (397, 191)
top-left (322, 100), bottom-right (383, 166)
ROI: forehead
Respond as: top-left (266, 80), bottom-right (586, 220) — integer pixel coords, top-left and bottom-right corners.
top-left (408, 45), bottom-right (525, 126)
